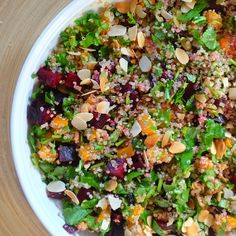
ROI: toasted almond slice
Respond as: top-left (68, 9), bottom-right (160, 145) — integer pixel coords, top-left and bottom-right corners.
top-left (185, 0), bottom-right (196, 9)
top-left (175, 48), bottom-right (189, 65)
top-left (195, 94), bottom-right (207, 103)
top-left (162, 132), bottom-right (170, 148)
top-left (229, 87), bottom-right (236, 100)
top-left (67, 51), bottom-right (81, 56)
top-left (128, 25), bottom-right (138, 41)
top-left (87, 61), bottom-right (97, 70)
top-left (114, 1), bottom-right (130, 14)
top-left (77, 112), bottom-right (94, 122)
top-left (81, 104), bottom-right (89, 113)
top-left (181, 4), bottom-right (191, 13)
top-left (176, 113), bottom-right (185, 120)
top-left (121, 47), bottom-right (130, 56)
top-left (139, 55), bottom-right (152, 72)
top-left (100, 71), bottom-right (108, 92)
top-left (143, 150), bottom-right (150, 169)
top-left (181, 0), bottom-right (193, 2)
top-left (215, 139), bottom-right (227, 159)
top-left (71, 116), bottom-right (87, 130)
top-left (131, 120), bottom-right (142, 137)
top-left (78, 69), bottom-right (91, 80)
top-left (108, 25), bottom-right (127, 37)
top-left (80, 47), bottom-right (96, 52)
top-left (80, 78), bottom-right (92, 85)
top-left (81, 90), bottom-right (97, 97)
top-left (210, 142), bottom-right (217, 155)
top-left (108, 194), bottom-right (122, 210)
top-left (47, 180), bottom-right (66, 193)
top-left (64, 190), bottom-right (80, 205)
top-left (96, 101), bottom-right (110, 114)
top-left (198, 210), bottom-right (214, 226)
top-left (137, 31), bottom-right (145, 48)
top-left (119, 58), bottom-right (128, 73)
top-left (136, 5), bottom-right (147, 18)
top-left (105, 179), bottom-right (118, 192)
top-left (169, 141), bottom-right (186, 154)
top-left (160, 9), bottom-right (173, 20)
top-left (222, 77), bottom-right (229, 88)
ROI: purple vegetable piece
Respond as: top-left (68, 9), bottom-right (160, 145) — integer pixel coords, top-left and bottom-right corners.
top-left (129, 90), bottom-right (139, 108)
top-left (106, 158), bottom-right (126, 179)
top-left (231, 174), bottom-right (236, 186)
top-left (89, 112), bottom-right (110, 129)
top-left (63, 224), bottom-right (78, 234)
top-left (77, 187), bottom-right (93, 203)
top-left (27, 98), bottom-right (55, 125)
top-left (91, 70), bottom-right (100, 83)
top-left (111, 211), bottom-right (124, 225)
top-left (37, 67), bottom-right (62, 88)
top-left (46, 190), bottom-right (64, 199)
top-left (58, 145), bottom-right (77, 163)
top-left (120, 83), bottom-right (132, 94)
top-left (64, 73), bottom-right (80, 88)
top-left (46, 180), bottom-right (65, 199)
top-left (108, 61), bottom-right (116, 74)
top-left (161, 71), bottom-right (174, 80)
top-left (127, 193), bottom-right (135, 205)
top-left (183, 82), bottom-right (199, 101)
top-left (106, 224), bottom-right (124, 236)
top-left (131, 154), bottom-right (145, 169)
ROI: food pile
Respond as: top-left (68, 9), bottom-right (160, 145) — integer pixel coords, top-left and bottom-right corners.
top-left (27, 0), bottom-right (236, 235)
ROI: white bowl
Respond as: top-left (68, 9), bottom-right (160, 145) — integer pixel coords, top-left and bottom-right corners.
top-left (10, 1), bottom-right (108, 235)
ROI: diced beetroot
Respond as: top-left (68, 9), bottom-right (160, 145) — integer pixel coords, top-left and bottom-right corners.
top-left (120, 83), bottom-right (132, 94)
top-left (58, 145), bottom-right (77, 163)
top-left (106, 224), bottom-right (124, 236)
top-left (77, 187), bottom-right (93, 203)
top-left (131, 154), bottom-right (145, 169)
top-left (111, 211), bottom-right (124, 225)
top-left (129, 90), bottom-right (139, 108)
top-left (27, 99), bottom-right (55, 125)
top-left (37, 67), bottom-right (62, 88)
top-left (64, 73), bottom-right (80, 88)
top-left (183, 82), bottom-right (200, 101)
top-left (63, 224), bottom-right (78, 234)
top-left (89, 112), bottom-right (110, 129)
top-left (230, 174), bottom-right (236, 186)
top-left (106, 158), bottom-right (126, 179)
top-left (46, 190), bottom-right (65, 199)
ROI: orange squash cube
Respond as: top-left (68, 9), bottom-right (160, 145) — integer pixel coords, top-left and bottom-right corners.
top-left (117, 145), bottom-right (135, 158)
top-left (137, 113), bottom-right (156, 136)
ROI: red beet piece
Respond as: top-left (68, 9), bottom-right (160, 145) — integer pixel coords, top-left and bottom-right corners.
top-left (58, 145), bottom-right (77, 163)
top-left (89, 112), bottom-right (110, 129)
top-left (111, 211), bottom-right (124, 225)
top-left (106, 158), bottom-right (126, 179)
top-left (37, 67), bottom-right (62, 88)
top-left (77, 187), bottom-right (93, 203)
top-left (131, 154), bottom-right (145, 169)
top-left (64, 73), bottom-right (80, 88)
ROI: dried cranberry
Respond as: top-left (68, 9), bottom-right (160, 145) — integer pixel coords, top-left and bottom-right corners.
top-left (27, 99), bottom-right (55, 125)
top-left (37, 67), bottom-right (62, 88)
top-left (77, 187), bottom-right (93, 203)
top-left (63, 224), bottom-right (78, 234)
top-left (64, 73), bottom-right (80, 88)
top-left (108, 61), bottom-right (116, 74)
top-left (106, 158), bottom-right (126, 179)
top-left (156, 220), bottom-right (168, 230)
top-left (58, 145), bottom-right (77, 163)
top-left (89, 112), bottom-right (110, 129)
top-left (131, 154), bottom-right (145, 169)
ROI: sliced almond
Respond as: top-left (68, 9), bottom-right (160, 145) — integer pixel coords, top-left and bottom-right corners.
top-left (81, 90), bottom-right (97, 97)
top-left (160, 9), bottom-right (173, 20)
top-left (214, 139), bottom-right (227, 159)
top-left (229, 87), bottom-right (236, 100)
top-left (100, 71), bottom-right (109, 92)
top-left (210, 142), bottom-right (217, 155)
top-left (105, 179), bottom-right (118, 192)
top-left (80, 78), bottom-right (92, 85)
top-left (67, 51), bottom-right (81, 56)
top-left (71, 115), bottom-right (87, 130)
top-left (139, 55), bottom-right (152, 72)
top-left (121, 47), bottom-right (130, 56)
top-left (128, 25), bottom-right (138, 41)
top-left (96, 101), bottom-right (110, 114)
top-left (77, 112), bottom-right (94, 122)
top-left (185, 0), bottom-right (196, 9)
top-left (162, 132), bottom-right (171, 148)
top-left (64, 190), bottom-right (80, 205)
top-left (181, 0), bottom-right (193, 2)
top-left (137, 31), bottom-right (145, 49)
top-left (175, 48), bottom-right (189, 65)
top-left (119, 58), bottom-right (128, 73)
top-left (181, 4), bottom-right (191, 13)
top-left (108, 25), bottom-right (127, 37)
top-left (131, 120), bottom-right (142, 137)
top-left (198, 210), bottom-right (214, 226)
top-left (114, 1), bottom-right (130, 14)
top-left (136, 5), bottom-right (147, 18)
top-left (195, 94), bottom-right (207, 103)
top-left (81, 103), bottom-right (89, 113)
top-left (169, 141), bottom-right (186, 154)
top-left (222, 77), bottom-right (229, 88)
top-left (176, 113), bottom-right (185, 120)
top-left (78, 69), bottom-right (91, 80)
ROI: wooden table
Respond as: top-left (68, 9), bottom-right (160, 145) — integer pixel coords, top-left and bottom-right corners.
top-left (0, 1), bottom-right (69, 235)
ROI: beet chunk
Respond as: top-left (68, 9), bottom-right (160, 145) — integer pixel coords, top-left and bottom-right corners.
top-left (106, 158), bottom-right (126, 179)
top-left (37, 67), bottom-right (62, 88)
top-left (106, 225), bottom-right (124, 236)
top-left (64, 73), bottom-right (80, 88)
top-left (131, 153), bottom-right (145, 169)
top-left (27, 98), bottom-right (55, 125)
top-left (58, 145), bottom-right (77, 163)
top-left (77, 187), bottom-right (93, 203)
top-left (63, 224), bottom-right (78, 234)
top-left (111, 211), bottom-right (124, 225)
top-left (89, 112), bottom-right (110, 129)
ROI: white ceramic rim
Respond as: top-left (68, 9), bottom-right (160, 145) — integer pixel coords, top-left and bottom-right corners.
top-left (10, 1), bottom-right (99, 235)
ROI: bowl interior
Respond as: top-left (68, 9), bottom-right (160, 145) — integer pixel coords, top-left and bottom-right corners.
top-left (11, 1), bottom-right (108, 235)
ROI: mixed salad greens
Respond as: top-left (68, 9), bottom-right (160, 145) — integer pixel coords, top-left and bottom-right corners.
top-left (27, 0), bottom-right (236, 235)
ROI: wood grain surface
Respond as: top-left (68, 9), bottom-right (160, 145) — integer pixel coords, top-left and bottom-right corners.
top-left (0, 1), bottom-right (69, 235)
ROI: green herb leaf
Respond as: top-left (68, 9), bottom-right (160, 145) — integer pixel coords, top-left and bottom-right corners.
top-left (127, 171), bottom-right (144, 181)
top-left (152, 220), bottom-right (164, 236)
top-left (81, 198), bottom-right (99, 209)
top-left (176, 150), bottom-right (194, 170)
top-left (45, 91), bottom-right (55, 106)
top-left (132, 137), bottom-right (145, 151)
top-left (63, 94), bottom-right (76, 119)
top-left (127, 12), bottom-right (136, 24)
top-left (187, 74), bottom-right (197, 83)
top-left (201, 27), bottom-right (219, 51)
top-left (80, 172), bottom-right (100, 189)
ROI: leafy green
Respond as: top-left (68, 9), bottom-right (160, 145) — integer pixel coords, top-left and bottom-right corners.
top-left (80, 172), bottom-right (100, 189)
top-left (193, 16), bottom-right (207, 24)
top-left (132, 137), bottom-right (145, 151)
top-left (185, 95), bottom-right (196, 112)
top-left (187, 74), bottom-right (197, 83)
top-left (109, 130), bottom-right (120, 143)
top-left (144, 0), bottom-right (162, 11)
top-left (98, 46), bottom-right (113, 60)
top-left (55, 52), bottom-right (75, 71)
top-left (183, 127), bottom-right (198, 148)
top-left (201, 27), bottom-right (219, 51)
top-left (63, 204), bottom-right (92, 225)
top-left (80, 32), bottom-right (101, 48)
top-left (63, 94), bottom-right (76, 119)
top-left (127, 12), bottom-right (136, 25)
top-left (157, 109), bottom-right (171, 127)
top-left (44, 91), bottom-right (55, 106)
top-left (201, 119), bottom-right (225, 148)
top-left (81, 198), bottom-right (99, 209)
top-left (127, 171), bottom-right (144, 181)
top-left (173, 83), bottom-right (188, 105)
top-left (31, 86), bottom-right (44, 100)
top-left (152, 220), bottom-right (164, 236)
top-left (84, 215), bottom-right (99, 231)
top-left (176, 150), bottom-right (194, 170)
top-left (140, 209), bottom-right (150, 225)
top-left (178, 0), bottom-right (208, 22)
top-left (116, 37), bottom-right (131, 46)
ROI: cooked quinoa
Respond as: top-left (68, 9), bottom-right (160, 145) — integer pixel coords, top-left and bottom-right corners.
top-left (27, 0), bottom-right (236, 235)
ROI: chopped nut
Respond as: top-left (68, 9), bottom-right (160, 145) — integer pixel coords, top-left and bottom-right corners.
top-left (108, 25), bottom-right (127, 37)
top-left (78, 69), bottom-right (91, 80)
top-left (198, 210), bottom-right (214, 226)
top-left (80, 78), bottom-right (91, 85)
top-left (136, 5), bottom-right (147, 18)
top-left (128, 25), bottom-right (138, 41)
top-left (195, 94), bottom-right (207, 103)
top-left (105, 179), bottom-right (118, 192)
top-left (137, 31), bottom-right (145, 48)
top-left (96, 101), bottom-right (110, 114)
top-left (160, 9), bottom-right (173, 20)
top-left (182, 217), bottom-right (200, 236)
top-left (169, 141), bottom-right (186, 154)
top-left (214, 139), bottom-right (227, 159)
top-left (119, 57), bottom-right (129, 73)
top-left (175, 48), bottom-right (189, 65)
top-left (162, 132), bottom-right (171, 148)
top-left (76, 112), bottom-right (93, 122)
top-left (229, 87), bottom-right (236, 100)
top-left (71, 115), bottom-right (87, 130)
top-left (64, 190), bottom-right (80, 205)
top-left (100, 71), bottom-right (108, 92)
top-left (139, 55), bottom-right (152, 72)
top-left (114, 1), bottom-right (130, 14)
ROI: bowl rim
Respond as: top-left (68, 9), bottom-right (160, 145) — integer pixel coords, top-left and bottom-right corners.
top-left (10, 0), bottom-right (96, 235)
